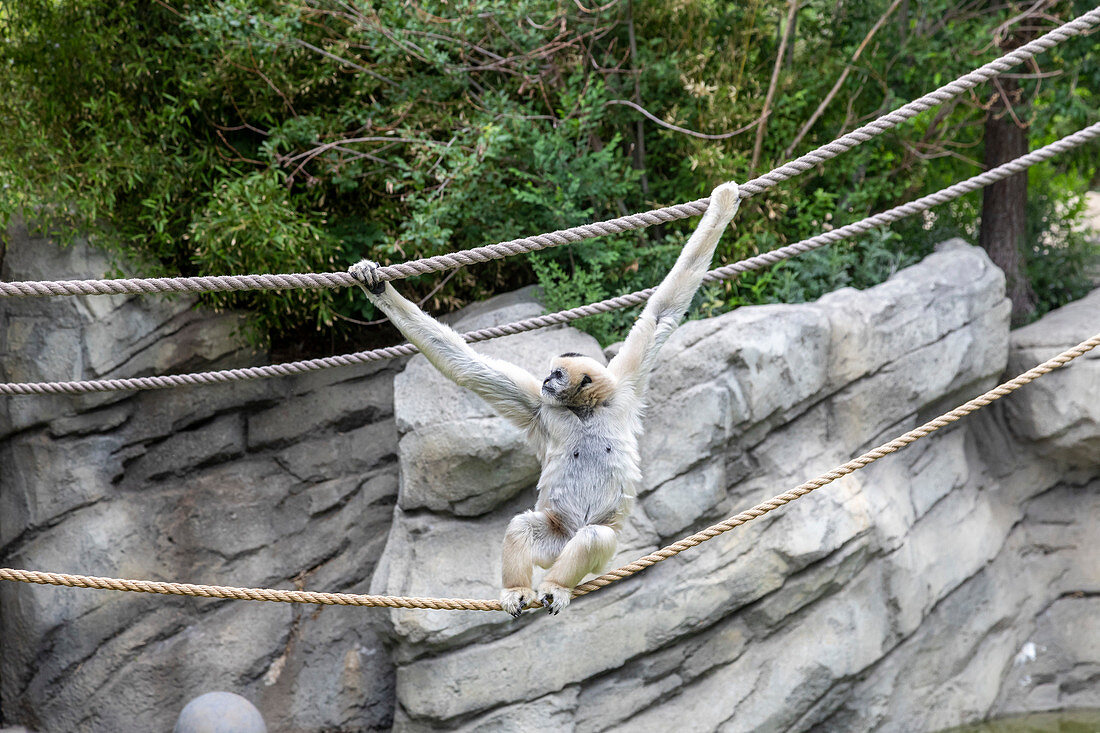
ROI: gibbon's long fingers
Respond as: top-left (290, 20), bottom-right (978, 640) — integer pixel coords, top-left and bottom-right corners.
top-left (676, 181), bottom-right (741, 271)
top-left (500, 587), bottom-right (536, 618)
top-left (707, 181), bottom-right (741, 225)
top-left (348, 259), bottom-right (386, 295)
top-left (537, 582), bottom-right (571, 615)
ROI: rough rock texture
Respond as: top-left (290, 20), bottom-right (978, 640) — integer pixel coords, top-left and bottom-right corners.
top-left (1003, 287), bottom-right (1100, 467)
top-left (1, 222), bottom-right (401, 732)
top-left (372, 240), bottom-right (1099, 732)
top-left (2, 229), bottom-right (1098, 733)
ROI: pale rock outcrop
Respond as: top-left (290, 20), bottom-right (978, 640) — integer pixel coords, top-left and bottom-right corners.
top-left (372, 240), bottom-right (1099, 732)
top-left (1003, 287), bottom-right (1100, 467)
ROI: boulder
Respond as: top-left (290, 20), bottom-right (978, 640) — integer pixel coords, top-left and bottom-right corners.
top-left (1004, 287), bottom-right (1100, 467)
top-left (0, 226), bottom-right (400, 732)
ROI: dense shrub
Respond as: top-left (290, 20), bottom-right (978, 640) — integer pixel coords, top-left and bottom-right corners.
top-left (1, 1), bottom-right (1096, 349)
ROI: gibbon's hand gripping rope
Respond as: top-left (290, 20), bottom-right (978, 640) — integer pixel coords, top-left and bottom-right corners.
top-left (3, 121), bottom-right (1099, 396)
top-left (1, 330), bottom-right (1098, 611)
top-left (1, 5), bottom-right (1098, 300)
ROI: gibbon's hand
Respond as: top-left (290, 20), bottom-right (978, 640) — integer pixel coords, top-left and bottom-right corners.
top-left (349, 259), bottom-right (387, 295)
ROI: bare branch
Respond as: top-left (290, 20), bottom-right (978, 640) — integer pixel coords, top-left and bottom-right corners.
top-left (289, 36), bottom-right (399, 86)
top-left (606, 99), bottom-right (766, 140)
top-left (625, 0), bottom-right (647, 195)
top-left (574, 0), bottom-right (621, 13)
top-left (783, 0), bottom-right (905, 158)
top-left (752, 0), bottom-right (799, 172)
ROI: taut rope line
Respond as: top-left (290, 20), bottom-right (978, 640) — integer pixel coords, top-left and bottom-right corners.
top-left (1, 6), bottom-right (1098, 300)
top-left (4, 121), bottom-right (1098, 396)
top-left (3, 331), bottom-right (1097, 610)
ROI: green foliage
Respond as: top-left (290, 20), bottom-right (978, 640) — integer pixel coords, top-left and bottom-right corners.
top-left (1, 0), bottom-right (1097, 347)
top-left (188, 170), bottom-right (342, 336)
top-left (755, 228), bottom-right (925, 307)
top-left (1024, 168), bottom-right (1099, 319)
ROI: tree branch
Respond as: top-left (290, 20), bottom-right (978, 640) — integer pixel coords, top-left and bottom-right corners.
top-left (606, 99), bottom-right (766, 140)
top-left (783, 0), bottom-right (905, 158)
top-left (752, 0), bottom-right (799, 172)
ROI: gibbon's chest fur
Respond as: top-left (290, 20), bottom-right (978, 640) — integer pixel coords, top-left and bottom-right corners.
top-left (529, 398), bottom-right (643, 530)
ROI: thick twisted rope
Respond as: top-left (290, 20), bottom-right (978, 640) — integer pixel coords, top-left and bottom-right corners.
top-left (0, 569), bottom-right (499, 610)
top-left (3, 331), bottom-right (1097, 610)
top-left (5, 121), bottom-right (1098, 396)
top-left (2, 5), bottom-right (1098, 300)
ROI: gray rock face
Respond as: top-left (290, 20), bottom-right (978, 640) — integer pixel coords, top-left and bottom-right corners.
top-left (1003, 287), bottom-right (1100, 467)
top-left (2, 230), bottom-right (1098, 733)
top-left (1, 224), bottom-right (400, 732)
top-left (371, 239), bottom-right (1099, 732)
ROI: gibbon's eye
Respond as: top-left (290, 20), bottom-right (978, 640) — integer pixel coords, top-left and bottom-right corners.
top-left (552, 369), bottom-right (564, 380)
top-left (580, 374), bottom-right (592, 387)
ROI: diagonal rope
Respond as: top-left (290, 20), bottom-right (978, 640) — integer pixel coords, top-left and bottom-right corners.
top-left (2, 5), bottom-right (1098, 300)
top-left (4, 121), bottom-right (1098, 396)
top-left (2, 331), bottom-right (1097, 610)
top-left (572, 331), bottom-right (1100, 597)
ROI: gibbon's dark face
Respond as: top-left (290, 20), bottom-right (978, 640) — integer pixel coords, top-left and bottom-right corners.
top-left (542, 353), bottom-right (616, 408)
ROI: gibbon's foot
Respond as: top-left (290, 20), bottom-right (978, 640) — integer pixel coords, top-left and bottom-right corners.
top-left (348, 259), bottom-right (386, 295)
top-left (537, 581), bottom-right (572, 615)
top-left (500, 587), bottom-right (536, 618)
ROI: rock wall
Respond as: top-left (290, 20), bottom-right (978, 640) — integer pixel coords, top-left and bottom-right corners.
top-left (1, 229), bottom-right (1098, 733)
top-left (0, 223), bottom-right (401, 732)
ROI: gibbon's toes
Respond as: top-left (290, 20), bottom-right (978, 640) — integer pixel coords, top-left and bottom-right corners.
top-left (709, 181), bottom-right (741, 219)
top-left (537, 582), bottom-right (572, 616)
top-left (500, 587), bottom-right (536, 618)
top-left (348, 259), bottom-right (385, 294)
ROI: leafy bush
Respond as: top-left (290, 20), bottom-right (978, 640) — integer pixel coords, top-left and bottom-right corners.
top-left (1, 0), bottom-right (1097, 349)
top-left (1024, 167), bottom-right (1099, 319)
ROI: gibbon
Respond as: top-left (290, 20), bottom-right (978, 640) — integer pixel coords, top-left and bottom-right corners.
top-left (350, 181), bottom-right (741, 616)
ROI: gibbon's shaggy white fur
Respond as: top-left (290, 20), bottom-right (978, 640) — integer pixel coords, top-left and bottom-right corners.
top-left (350, 182), bottom-right (741, 616)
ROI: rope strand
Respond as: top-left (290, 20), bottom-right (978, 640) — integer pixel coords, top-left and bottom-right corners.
top-left (3, 331), bottom-right (1096, 611)
top-left (2, 5), bottom-right (1098, 300)
top-left (4, 121), bottom-right (1097, 396)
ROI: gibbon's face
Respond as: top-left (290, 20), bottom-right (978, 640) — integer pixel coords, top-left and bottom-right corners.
top-left (542, 353), bottom-right (616, 409)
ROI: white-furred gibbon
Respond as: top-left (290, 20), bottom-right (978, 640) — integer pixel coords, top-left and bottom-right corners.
top-left (350, 182), bottom-right (741, 616)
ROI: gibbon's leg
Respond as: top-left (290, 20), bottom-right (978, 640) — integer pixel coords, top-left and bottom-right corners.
top-left (538, 524), bottom-right (617, 615)
top-left (500, 511), bottom-right (567, 617)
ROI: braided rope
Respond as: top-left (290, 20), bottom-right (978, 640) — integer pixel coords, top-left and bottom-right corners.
top-left (2, 331), bottom-right (1097, 610)
top-left (0, 569), bottom-right (499, 610)
top-left (2, 5), bottom-right (1098, 300)
top-left (5, 121), bottom-right (1097, 396)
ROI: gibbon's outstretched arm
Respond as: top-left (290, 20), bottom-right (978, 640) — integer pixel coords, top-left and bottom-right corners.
top-left (608, 181), bottom-right (741, 394)
top-left (348, 262), bottom-right (543, 430)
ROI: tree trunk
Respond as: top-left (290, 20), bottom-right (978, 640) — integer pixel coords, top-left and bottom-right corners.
top-left (979, 75), bottom-right (1035, 325)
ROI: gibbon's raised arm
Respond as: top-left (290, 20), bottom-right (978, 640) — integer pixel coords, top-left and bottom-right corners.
top-left (609, 182), bottom-right (741, 394)
top-left (349, 264), bottom-right (543, 429)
